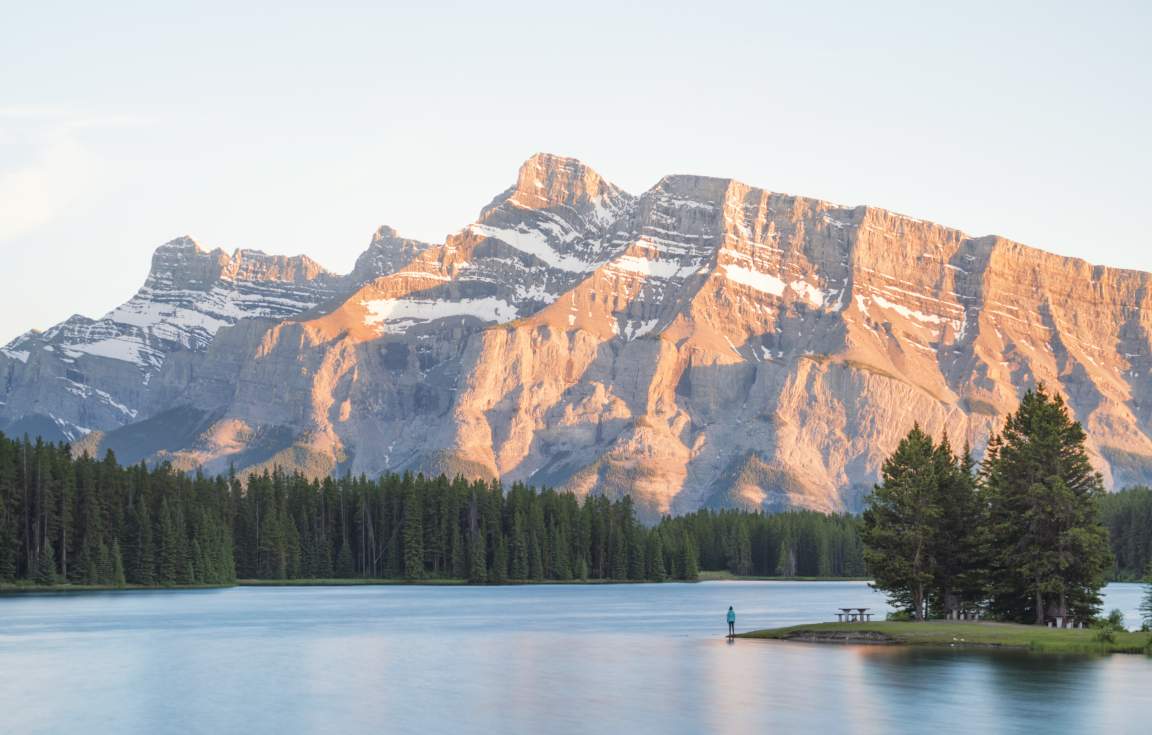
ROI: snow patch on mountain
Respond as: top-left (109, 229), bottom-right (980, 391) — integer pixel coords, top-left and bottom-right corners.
top-left (609, 254), bottom-right (691, 280)
top-left (721, 263), bottom-right (787, 297)
top-left (469, 223), bottom-right (597, 273)
top-left (363, 296), bottom-right (519, 333)
top-left (868, 293), bottom-right (945, 325)
top-left (789, 279), bottom-right (826, 307)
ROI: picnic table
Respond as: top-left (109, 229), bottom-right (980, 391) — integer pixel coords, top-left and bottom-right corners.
top-left (836, 607), bottom-right (873, 623)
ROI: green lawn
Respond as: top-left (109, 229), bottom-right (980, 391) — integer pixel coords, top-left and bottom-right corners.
top-left (737, 621), bottom-right (1152, 654)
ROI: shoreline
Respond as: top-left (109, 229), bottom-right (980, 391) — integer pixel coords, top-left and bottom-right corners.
top-left (736, 621), bottom-right (1151, 655)
top-left (0, 583), bottom-right (233, 594)
top-left (0, 574), bottom-right (869, 594)
top-left (695, 571), bottom-right (870, 582)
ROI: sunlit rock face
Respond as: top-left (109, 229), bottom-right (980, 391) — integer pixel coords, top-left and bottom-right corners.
top-left (5, 154), bottom-right (1151, 519)
top-left (0, 231), bottom-right (429, 442)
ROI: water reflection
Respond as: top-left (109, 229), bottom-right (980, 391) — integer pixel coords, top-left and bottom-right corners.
top-left (0, 582), bottom-right (1148, 734)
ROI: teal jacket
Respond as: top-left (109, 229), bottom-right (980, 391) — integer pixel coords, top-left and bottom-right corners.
top-left (727, 609), bottom-right (736, 623)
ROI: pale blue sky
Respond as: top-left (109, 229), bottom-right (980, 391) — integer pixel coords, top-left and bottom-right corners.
top-left (2, 1), bottom-right (1149, 345)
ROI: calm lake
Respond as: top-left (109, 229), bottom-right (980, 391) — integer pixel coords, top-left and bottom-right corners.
top-left (1, 581), bottom-right (1148, 734)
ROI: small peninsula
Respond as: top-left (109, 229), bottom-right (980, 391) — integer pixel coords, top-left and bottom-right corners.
top-left (736, 621), bottom-right (1150, 654)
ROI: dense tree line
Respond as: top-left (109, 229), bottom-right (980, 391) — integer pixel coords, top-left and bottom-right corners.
top-left (660, 509), bottom-right (864, 578)
top-left (1099, 486), bottom-right (1152, 579)
top-left (216, 471), bottom-right (865, 582)
top-left (862, 385), bottom-right (1113, 624)
top-left (0, 436), bottom-right (235, 586)
top-left (0, 432), bottom-right (864, 586)
top-left (232, 472), bottom-right (699, 583)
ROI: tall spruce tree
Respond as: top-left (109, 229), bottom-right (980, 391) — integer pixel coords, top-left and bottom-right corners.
top-left (401, 489), bottom-right (424, 580)
top-left (861, 425), bottom-right (941, 621)
top-left (36, 540), bottom-right (58, 584)
top-left (335, 538), bottom-right (355, 578)
top-left (468, 530), bottom-right (487, 583)
top-left (928, 437), bottom-right (985, 617)
top-left (981, 385), bottom-right (1112, 624)
top-left (680, 529), bottom-right (699, 580)
top-left (647, 531), bottom-right (667, 581)
top-left (110, 539), bottom-right (126, 587)
top-left (492, 535), bottom-right (509, 583)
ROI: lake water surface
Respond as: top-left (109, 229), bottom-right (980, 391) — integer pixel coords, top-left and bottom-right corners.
top-left (1, 581), bottom-right (1148, 734)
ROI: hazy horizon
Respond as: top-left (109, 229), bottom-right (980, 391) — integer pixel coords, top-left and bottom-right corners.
top-left (3, 1), bottom-right (1150, 345)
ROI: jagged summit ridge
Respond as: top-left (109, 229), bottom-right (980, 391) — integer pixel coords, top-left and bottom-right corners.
top-left (3, 154), bottom-right (1151, 520)
top-left (0, 230), bottom-right (397, 440)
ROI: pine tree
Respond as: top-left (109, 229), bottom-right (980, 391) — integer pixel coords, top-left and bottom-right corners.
top-left (861, 425), bottom-right (940, 621)
top-left (982, 386), bottom-right (1113, 624)
top-left (257, 498), bottom-right (286, 579)
top-left (552, 524), bottom-right (573, 581)
top-left (95, 541), bottom-right (113, 585)
top-left (468, 530), bottom-right (487, 583)
top-left (510, 511), bottom-right (529, 580)
top-left (492, 535), bottom-right (509, 583)
top-left (681, 529), bottom-right (699, 580)
top-left (647, 531), bottom-right (667, 581)
top-left (610, 522), bottom-right (628, 580)
top-left (628, 523), bottom-right (646, 580)
top-left (528, 501), bottom-right (546, 581)
top-left (127, 500), bottom-right (155, 585)
top-left (36, 541), bottom-right (58, 584)
top-left (775, 537), bottom-right (795, 577)
top-left (402, 490), bottom-right (424, 580)
top-left (450, 525), bottom-right (467, 579)
top-left (111, 539), bottom-right (126, 587)
top-left (929, 437), bottom-right (985, 617)
top-left (727, 522), bottom-right (752, 576)
top-left (157, 498), bottom-right (185, 584)
top-left (189, 539), bottom-right (205, 584)
top-left (0, 486), bottom-right (16, 582)
top-left (335, 538), bottom-right (355, 578)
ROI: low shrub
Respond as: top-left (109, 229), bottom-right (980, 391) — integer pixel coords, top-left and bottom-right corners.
top-left (1092, 608), bottom-right (1127, 644)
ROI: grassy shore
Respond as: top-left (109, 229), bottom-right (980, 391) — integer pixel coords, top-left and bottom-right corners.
top-left (736, 621), bottom-right (1152, 654)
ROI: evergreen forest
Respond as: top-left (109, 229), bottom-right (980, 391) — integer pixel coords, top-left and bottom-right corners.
top-left (1, 409), bottom-right (1148, 593)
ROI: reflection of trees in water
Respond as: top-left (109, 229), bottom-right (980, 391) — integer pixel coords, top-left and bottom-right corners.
top-left (856, 648), bottom-right (1106, 732)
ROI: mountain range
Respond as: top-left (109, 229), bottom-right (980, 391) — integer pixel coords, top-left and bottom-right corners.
top-left (3, 153), bottom-right (1150, 519)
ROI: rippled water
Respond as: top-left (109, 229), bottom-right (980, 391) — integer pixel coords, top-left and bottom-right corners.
top-left (1, 582), bottom-right (1148, 734)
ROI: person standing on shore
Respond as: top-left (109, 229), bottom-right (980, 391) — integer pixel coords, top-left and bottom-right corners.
top-left (727, 606), bottom-right (736, 637)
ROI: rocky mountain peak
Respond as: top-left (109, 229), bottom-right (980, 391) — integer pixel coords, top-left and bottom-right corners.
top-left (350, 225), bottom-right (432, 285)
top-left (145, 237), bottom-right (335, 293)
top-left (480, 153), bottom-right (635, 231)
top-left (155, 235), bottom-right (204, 252)
top-left (512, 153), bottom-right (615, 208)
